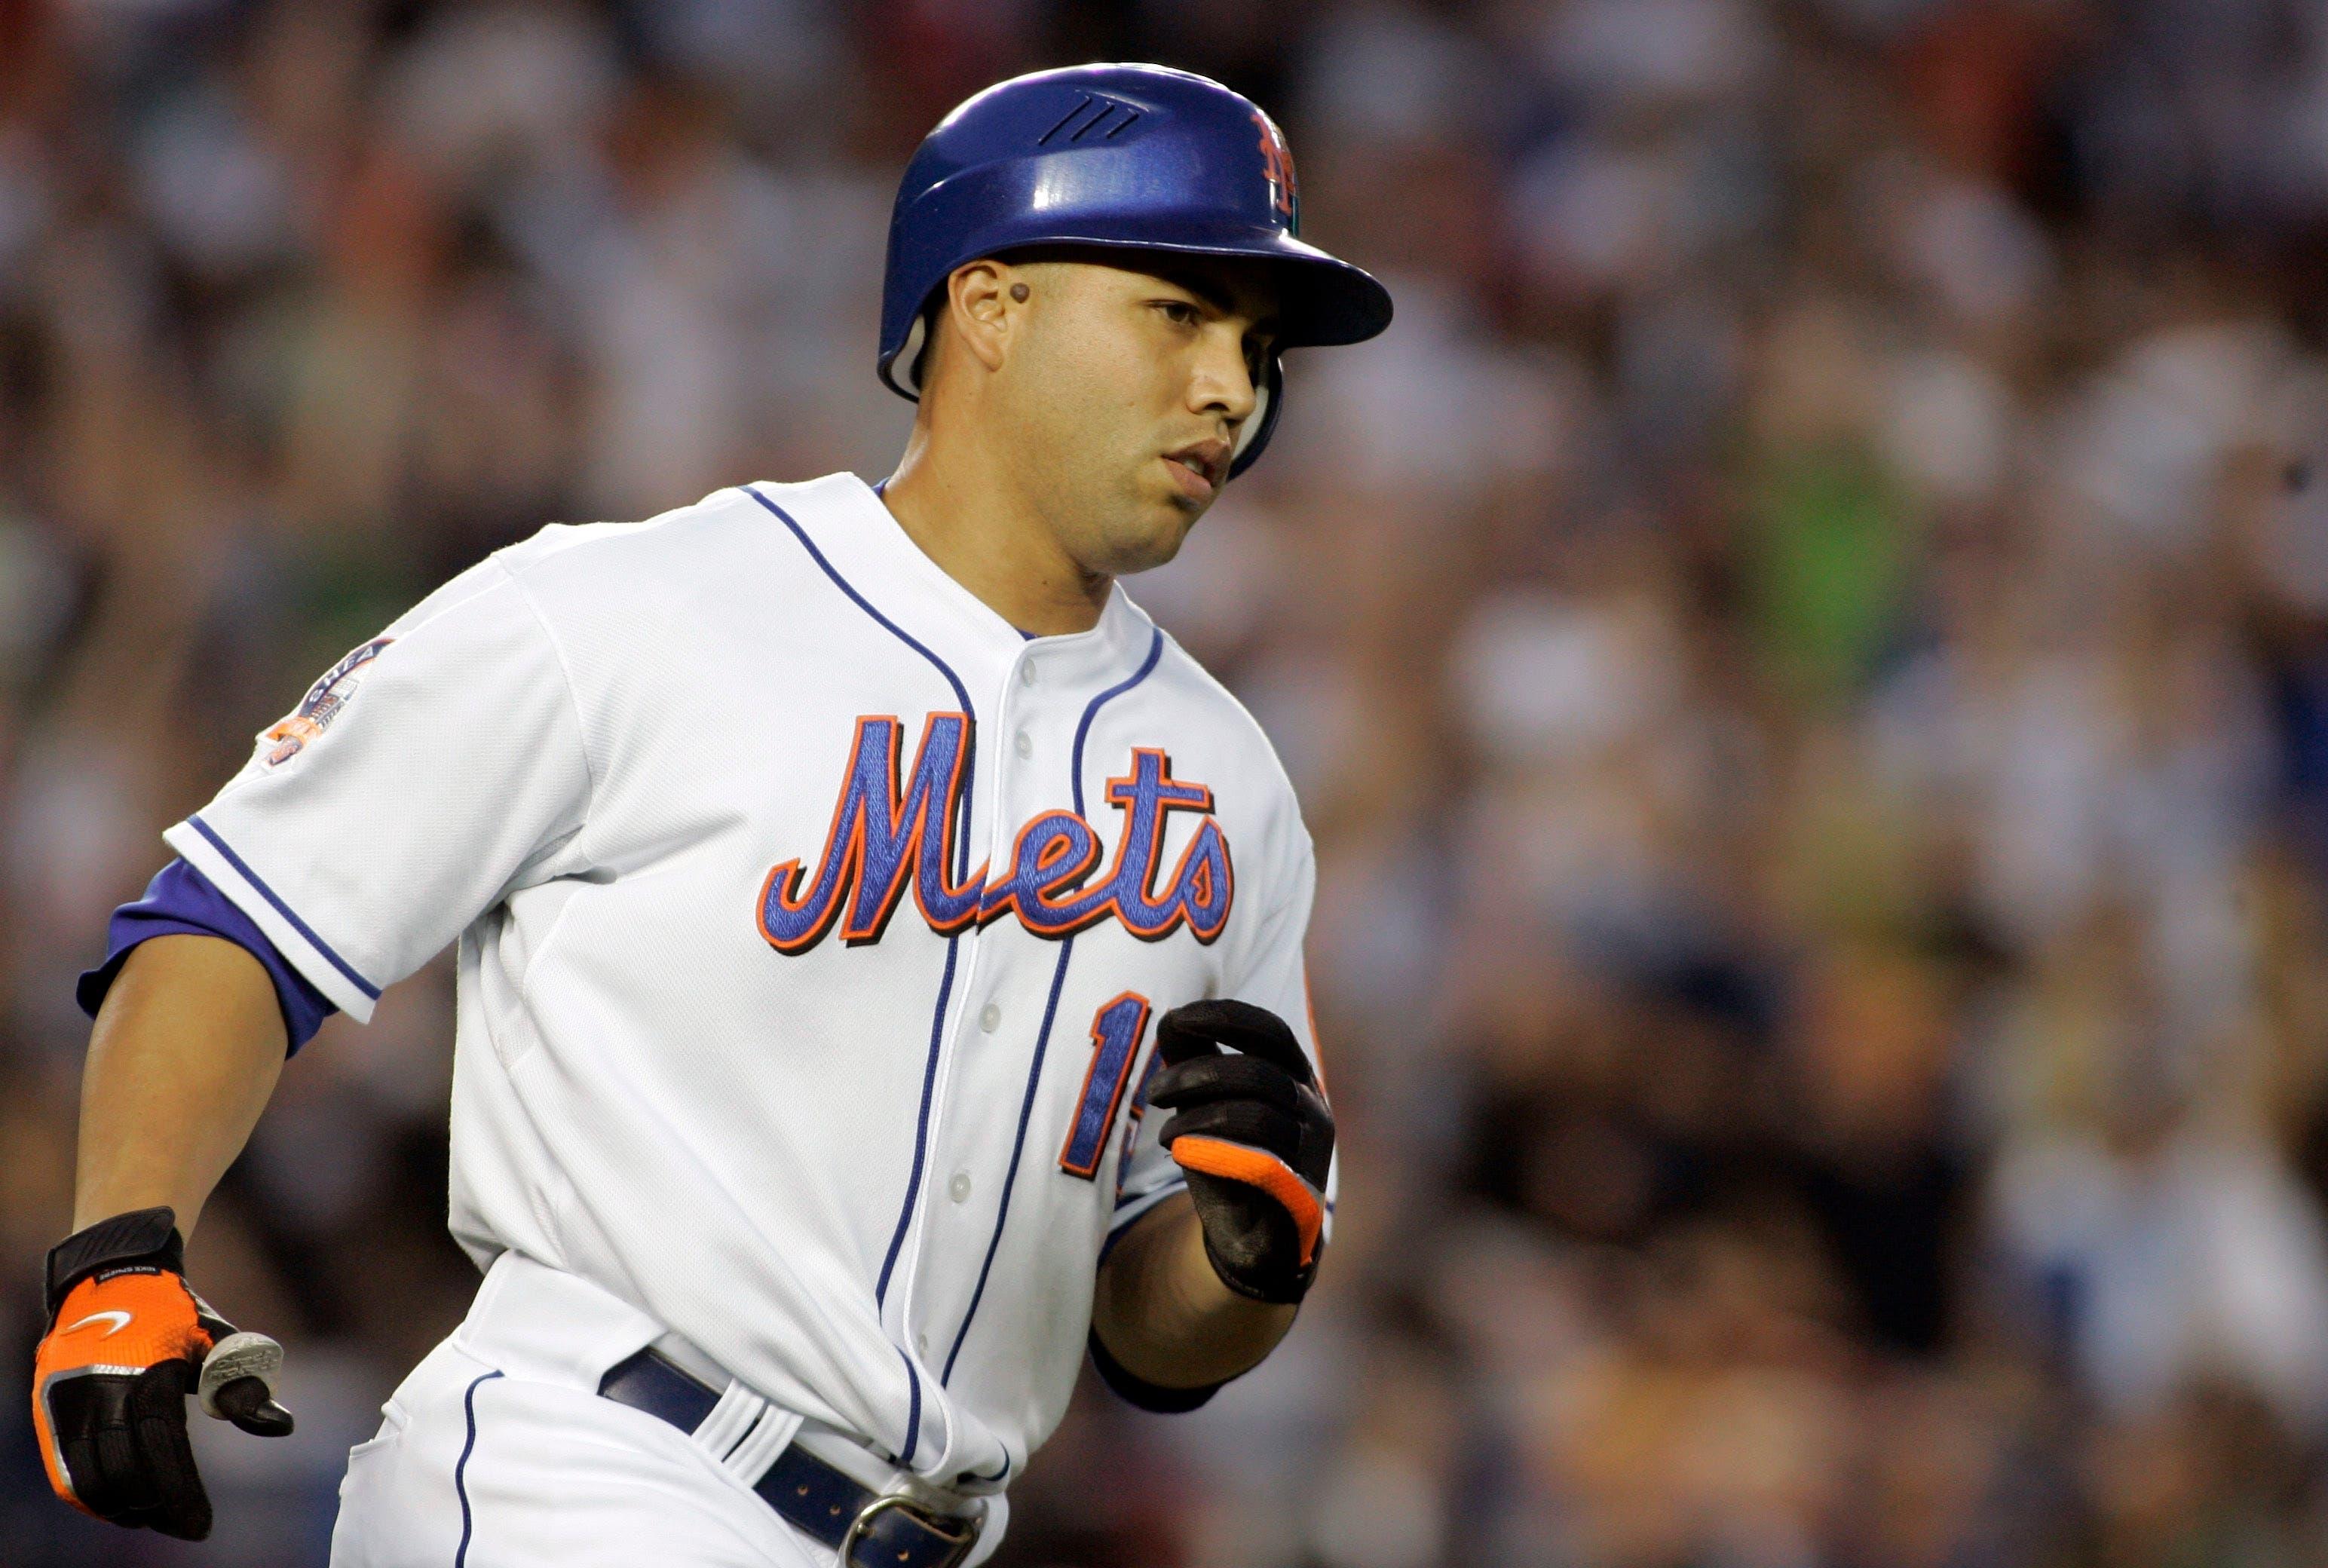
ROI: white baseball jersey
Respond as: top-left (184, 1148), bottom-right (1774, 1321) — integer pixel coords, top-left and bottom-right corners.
top-left (165, 473), bottom-right (1334, 1493)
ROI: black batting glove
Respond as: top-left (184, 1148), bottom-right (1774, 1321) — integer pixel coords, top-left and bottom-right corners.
top-left (32, 1207), bottom-right (293, 1540)
top-left (1148, 999), bottom-right (1335, 1305)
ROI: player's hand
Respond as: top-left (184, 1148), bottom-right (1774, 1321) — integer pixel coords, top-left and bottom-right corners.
top-left (32, 1207), bottom-right (294, 1540)
top-left (1148, 999), bottom-right (1334, 1305)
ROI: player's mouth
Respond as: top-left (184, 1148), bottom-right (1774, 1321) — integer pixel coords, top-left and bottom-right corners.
top-left (1163, 439), bottom-right (1230, 502)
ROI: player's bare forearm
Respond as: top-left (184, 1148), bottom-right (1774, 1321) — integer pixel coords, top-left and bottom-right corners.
top-left (1089, 1192), bottom-right (1297, 1389)
top-left (74, 934), bottom-right (285, 1233)
top-left (38, 933), bottom-right (296, 1540)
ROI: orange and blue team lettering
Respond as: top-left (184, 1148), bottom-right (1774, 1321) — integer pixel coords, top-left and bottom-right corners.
top-left (1059, 993), bottom-right (1151, 1179)
top-left (758, 716), bottom-right (1234, 954)
top-left (757, 713), bottom-right (982, 951)
top-left (979, 749), bottom-right (1232, 942)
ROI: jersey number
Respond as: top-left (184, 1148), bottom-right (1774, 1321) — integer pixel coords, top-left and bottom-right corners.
top-left (1058, 993), bottom-right (1152, 1179)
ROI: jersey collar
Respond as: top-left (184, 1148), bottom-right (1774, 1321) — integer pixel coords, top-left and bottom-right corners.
top-left (819, 472), bottom-right (1158, 684)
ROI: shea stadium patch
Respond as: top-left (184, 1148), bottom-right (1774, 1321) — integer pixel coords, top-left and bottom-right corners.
top-left (263, 638), bottom-right (392, 767)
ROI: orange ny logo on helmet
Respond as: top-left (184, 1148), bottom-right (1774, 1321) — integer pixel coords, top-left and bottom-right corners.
top-left (1252, 110), bottom-right (1297, 224)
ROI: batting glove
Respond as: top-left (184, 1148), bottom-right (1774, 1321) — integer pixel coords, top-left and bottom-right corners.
top-left (1148, 999), bottom-right (1335, 1305)
top-left (32, 1207), bottom-right (293, 1540)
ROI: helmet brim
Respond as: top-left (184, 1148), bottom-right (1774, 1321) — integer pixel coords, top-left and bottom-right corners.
top-left (878, 227), bottom-right (1392, 400)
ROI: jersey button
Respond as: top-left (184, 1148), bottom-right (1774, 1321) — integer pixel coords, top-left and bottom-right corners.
top-left (1020, 663), bottom-right (1038, 688)
top-left (979, 1003), bottom-right (1001, 1033)
top-left (1014, 730), bottom-right (1033, 759)
top-left (949, 1171), bottom-right (973, 1203)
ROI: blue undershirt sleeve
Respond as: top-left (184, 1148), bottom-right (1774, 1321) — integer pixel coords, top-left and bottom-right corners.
top-left (77, 858), bottom-right (338, 1055)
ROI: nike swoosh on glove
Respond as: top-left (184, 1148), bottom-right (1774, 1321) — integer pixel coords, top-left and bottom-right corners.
top-left (1147, 998), bottom-right (1335, 1304)
top-left (33, 1207), bottom-right (293, 1540)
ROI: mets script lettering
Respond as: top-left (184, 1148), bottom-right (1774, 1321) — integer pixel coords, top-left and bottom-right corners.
top-left (756, 714), bottom-right (1233, 953)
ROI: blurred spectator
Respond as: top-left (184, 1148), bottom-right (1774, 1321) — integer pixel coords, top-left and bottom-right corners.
top-left (14, 2), bottom-right (2328, 1564)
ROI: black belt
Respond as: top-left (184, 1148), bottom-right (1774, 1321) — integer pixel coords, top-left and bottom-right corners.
top-left (599, 1349), bottom-right (980, 1568)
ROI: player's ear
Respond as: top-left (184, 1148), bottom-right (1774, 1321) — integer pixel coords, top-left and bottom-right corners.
top-left (944, 259), bottom-right (1018, 375)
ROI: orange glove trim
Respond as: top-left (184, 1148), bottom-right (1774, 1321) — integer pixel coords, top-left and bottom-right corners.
top-left (1168, 1134), bottom-right (1325, 1267)
top-left (32, 1270), bottom-right (212, 1513)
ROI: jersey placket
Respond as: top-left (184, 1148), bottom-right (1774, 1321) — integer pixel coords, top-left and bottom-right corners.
top-left (884, 643), bottom-right (1046, 1467)
top-left (910, 633), bottom-right (1138, 1466)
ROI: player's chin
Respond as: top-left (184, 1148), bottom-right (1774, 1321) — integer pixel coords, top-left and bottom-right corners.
top-left (1101, 497), bottom-right (1200, 576)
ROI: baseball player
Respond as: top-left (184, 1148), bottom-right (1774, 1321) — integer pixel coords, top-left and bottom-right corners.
top-left (34, 63), bottom-right (1389, 1566)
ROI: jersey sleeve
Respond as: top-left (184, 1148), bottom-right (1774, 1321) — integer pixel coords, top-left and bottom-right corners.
top-left (161, 555), bottom-right (593, 1021)
top-left (1104, 826), bottom-right (1336, 1251)
top-left (78, 858), bottom-right (338, 1052)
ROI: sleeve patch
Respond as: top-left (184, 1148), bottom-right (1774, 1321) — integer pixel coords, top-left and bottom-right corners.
top-left (262, 638), bottom-right (393, 767)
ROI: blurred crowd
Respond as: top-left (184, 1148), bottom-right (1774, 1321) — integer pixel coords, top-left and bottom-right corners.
top-left (11, 0), bottom-right (2328, 1563)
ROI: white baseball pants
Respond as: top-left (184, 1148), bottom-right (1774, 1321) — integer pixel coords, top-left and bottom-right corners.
top-left (326, 1253), bottom-right (1001, 1567)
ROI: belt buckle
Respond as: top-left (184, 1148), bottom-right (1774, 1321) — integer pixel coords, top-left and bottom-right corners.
top-left (838, 1492), bottom-right (981, 1568)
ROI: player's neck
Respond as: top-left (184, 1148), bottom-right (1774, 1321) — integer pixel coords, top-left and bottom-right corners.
top-left (878, 430), bottom-right (1111, 638)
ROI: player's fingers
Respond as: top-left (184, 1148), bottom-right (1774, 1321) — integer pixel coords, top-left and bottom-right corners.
top-left (57, 1427), bottom-right (108, 1516)
top-left (130, 1363), bottom-right (213, 1540)
top-left (1164, 1092), bottom-right (1334, 1189)
top-left (1174, 1148), bottom-right (1326, 1269)
top-left (1155, 1000), bottom-right (1311, 1083)
top-left (1293, 1082), bottom-right (1335, 1175)
top-left (1156, 1098), bottom-right (1305, 1162)
top-left (202, 1331), bottom-right (296, 1436)
top-left (1153, 1007), bottom-right (1221, 1067)
top-left (37, 1373), bottom-right (108, 1517)
top-left (1145, 1052), bottom-right (1306, 1114)
top-left (214, 1380), bottom-right (296, 1437)
top-left (90, 1380), bottom-right (153, 1518)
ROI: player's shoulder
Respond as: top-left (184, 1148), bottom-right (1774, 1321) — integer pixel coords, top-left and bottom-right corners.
top-left (490, 478), bottom-right (839, 593)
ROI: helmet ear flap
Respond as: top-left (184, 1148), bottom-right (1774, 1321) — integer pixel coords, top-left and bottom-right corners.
top-left (885, 311), bottom-right (930, 400)
top-left (1227, 354), bottom-right (1283, 479)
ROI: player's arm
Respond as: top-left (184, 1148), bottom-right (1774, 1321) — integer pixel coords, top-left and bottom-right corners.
top-left (1089, 1191), bottom-right (1297, 1389)
top-left (1088, 999), bottom-right (1333, 1401)
top-left (38, 553), bottom-right (592, 1542)
top-left (75, 933), bottom-right (286, 1230)
top-left (35, 932), bottom-right (299, 1541)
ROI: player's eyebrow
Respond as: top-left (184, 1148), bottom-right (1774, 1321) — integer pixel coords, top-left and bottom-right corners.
top-left (1151, 264), bottom-right (1279, 336)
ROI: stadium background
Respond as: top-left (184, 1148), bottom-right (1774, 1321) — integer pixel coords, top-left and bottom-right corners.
top-left (10, 0), bottom-right (2328, 1563)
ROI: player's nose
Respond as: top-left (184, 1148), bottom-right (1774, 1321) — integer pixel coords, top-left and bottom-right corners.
top-left (1188, 326), bottom-right (1260, 431)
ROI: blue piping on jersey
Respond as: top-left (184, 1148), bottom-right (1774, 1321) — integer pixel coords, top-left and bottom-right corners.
top-left (746, 486), bottom-right (976, 717)
top-left (942, 935), bottom-right (1077, 1387)
top-left (1069, 629), bottom-right (1166, 819)
top-left (81, 857), bottom-right (338, 1052)
top-left (881, 930), bottom-right (964, 1317)
top-left (746, 484), bottom-right (974, 1465)
top-left (939, 628), bottom-right (1166, 1388)
top-left (453, 1369), bottom-right (504, 1568)
top-left (897, 1346), bottom-right (924, 1468)
top-left (185, 815), bottom-right (381, 1000)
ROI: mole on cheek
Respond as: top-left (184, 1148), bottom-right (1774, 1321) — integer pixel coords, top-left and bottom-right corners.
top-left (1010, 283), bottom-right (1029, 302)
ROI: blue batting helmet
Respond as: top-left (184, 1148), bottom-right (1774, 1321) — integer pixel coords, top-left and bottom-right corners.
top-left (879, 63), bottom-right (1393, 479)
